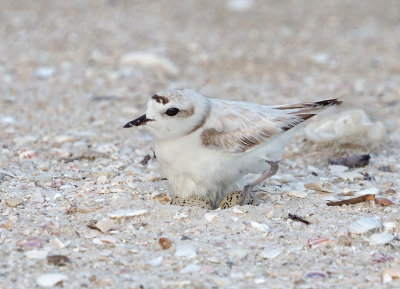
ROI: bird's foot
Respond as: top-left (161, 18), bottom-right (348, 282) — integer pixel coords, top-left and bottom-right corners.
top-left (218, 160), bottom-right (279, 209)
top-left (170, 195), bottom-right (213, 210)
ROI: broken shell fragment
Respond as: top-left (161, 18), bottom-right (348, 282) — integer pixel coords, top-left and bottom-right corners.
top-left (348, 217), bottom-right (382, 234)
top-left (369, 232), bottom-right (394, 245)
top-left (304, 182), bottom-right (334, 193)
top-left (305, 109), bottom-right (387, 145)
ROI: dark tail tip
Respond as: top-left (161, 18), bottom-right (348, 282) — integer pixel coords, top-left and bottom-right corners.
top-left (315, 98), bottom-right (343, 107)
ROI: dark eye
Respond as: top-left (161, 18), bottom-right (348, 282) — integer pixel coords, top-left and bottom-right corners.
top-left (165, 107), bottom-right (179, 116)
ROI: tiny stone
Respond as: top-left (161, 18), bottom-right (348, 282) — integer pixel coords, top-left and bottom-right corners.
top-left (47, 255), bottom-right (70, 266)
top-left (159, 237), bottom-right (172, 250)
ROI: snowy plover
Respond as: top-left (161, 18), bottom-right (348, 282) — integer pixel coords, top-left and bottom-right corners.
top-left (124, 89), bottom-right (342, 209)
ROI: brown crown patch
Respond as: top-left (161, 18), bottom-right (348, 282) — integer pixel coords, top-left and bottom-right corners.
top-left (152, 94), bottom-right (169, 105)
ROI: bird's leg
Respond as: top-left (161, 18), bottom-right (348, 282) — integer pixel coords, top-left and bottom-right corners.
top-left (239, 160), bottom-right (279, 206)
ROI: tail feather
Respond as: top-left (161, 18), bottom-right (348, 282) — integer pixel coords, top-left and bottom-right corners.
top-left (276, 98), bottom-right (342, 132)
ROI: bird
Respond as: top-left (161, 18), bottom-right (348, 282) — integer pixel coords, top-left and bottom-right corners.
top-left (124, 89), bottom-right (342, 209)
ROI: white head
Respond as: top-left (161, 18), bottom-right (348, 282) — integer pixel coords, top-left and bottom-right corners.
top-left (124, 89), bottom-right (210, 140)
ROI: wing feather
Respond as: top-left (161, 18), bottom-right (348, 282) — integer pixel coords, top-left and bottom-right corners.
top-left (201, 98), bottom-right (341, 153)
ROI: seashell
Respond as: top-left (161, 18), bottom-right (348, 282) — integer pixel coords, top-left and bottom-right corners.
top-left (25, 250), bottom-right (48, 260)
top-left (336, 226), bottom-right (349, 238)
top-left (36, 273), bottom-right (68, 288)
top-left (375, 198), bottom-right (394, 206)
top-left (180, 263), bottom-right (201, 273)
top-left (382, 267), bottom-right (400, 283)
top-left (369, 233), bottom-right (394, 245)
top-left (174, 244), bottom-right (197, 259)
top-left (204, 213), bottom-right (218, 222)
top-left (119, 52), bottom-right (179, 76)
top-left (232, 207), bottom-right (243, 214)
top-left (371, 252), bottom-right (394, 264)
top-left (348, 217), bottom-right (382, 234)
top-left (355, 187), bottom-right (379, 196)
top-left (383, 222), bottom-right (396, 232)
top-left (250, 221), bottom-right (269, 232)
top-left (18, 149), bottom-right (37, 160)
top-left (91, 219), bottom-right (116, 233)
top-left (261, 246), bottom-right (283, 259)
top-left (305, 109), bottom-right (387, 144)
top-left (173, 212), bottom-right (189, 220)
top-left (286, 190), bottom-right (308, 198)
top-left (146, 256), bottom-right (163, 267)
top-left (17, 236), bottom-right (43, 249)
top-left (5, 198), bottom-right (23, 207)
top-left (227, 248), bottom-right (248, 260)
top-left (304, 182), bottom-right (334, 193)
top-left (328, 165), bottom-right (348, 174)
top-left (307, 236), bottom-right (334, 249)
top-left (108, 209), bottom-right (148, 219)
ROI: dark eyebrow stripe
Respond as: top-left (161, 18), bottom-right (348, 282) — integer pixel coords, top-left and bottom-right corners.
top-left (152, 94), bottom-right (169, 104)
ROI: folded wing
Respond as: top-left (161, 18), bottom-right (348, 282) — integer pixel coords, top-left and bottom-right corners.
top-left (201, 98), bottom-right (341, 153)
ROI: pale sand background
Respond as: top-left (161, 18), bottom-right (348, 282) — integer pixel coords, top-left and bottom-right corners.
top-left (1, 1), bottom-right (400, 288)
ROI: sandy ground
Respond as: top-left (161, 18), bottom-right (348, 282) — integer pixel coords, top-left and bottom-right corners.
top-left (1, 0), bottom-right (400, 288)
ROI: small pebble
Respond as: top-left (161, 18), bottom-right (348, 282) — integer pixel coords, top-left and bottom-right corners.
top-left (47, 255), bottom-right (70, 266)
top-left (159, 237), bottom-right (172, 250)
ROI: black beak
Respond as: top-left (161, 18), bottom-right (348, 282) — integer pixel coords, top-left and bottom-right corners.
top-left (123, 114), bottom-right (152, 128)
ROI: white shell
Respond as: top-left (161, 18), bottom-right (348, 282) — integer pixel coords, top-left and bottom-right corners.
top-left (355, 187), bottom-right (380, 196)
top-left (286, 190), bottom-right (308, 198)
top-left (107, 209), bottom-right (148, 218)
top-left (174, 244), bottom-right (197, 259)
top-left (348, 217), bottom-right (382, 234)
top-left (261, 246), bottom-right (283, 259)
top-left (36, 273), bottom-right (68, 288)
top-left (383, 221), bottom-right (396, 232)
top-left (146, 256), bottom-right (163, 267)
top-left (250, 221), bottom-right (269, 232)
top-left (119, 52), bottom-right (179, 76)
top-left (204, 213), bottom-right (218, 222)
top-left (304, 182), bottom-right (334, 193)
top-left (305, 109), bottom-right (386, 144)
top-left (369, 233), bottom-right (394, 245)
